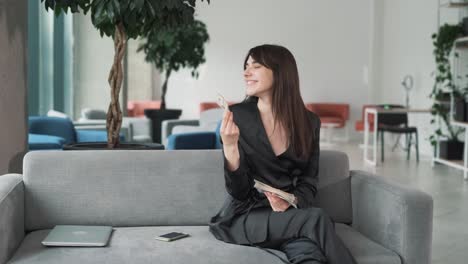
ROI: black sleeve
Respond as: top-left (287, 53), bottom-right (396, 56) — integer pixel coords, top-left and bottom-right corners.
top-left (293, 117), bottom-right (321, 209)
top-left (222, 141), bottom-right (254, 201)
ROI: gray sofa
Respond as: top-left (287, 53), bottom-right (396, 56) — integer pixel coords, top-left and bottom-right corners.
top-left (0, 150), bottom-right (433, 264)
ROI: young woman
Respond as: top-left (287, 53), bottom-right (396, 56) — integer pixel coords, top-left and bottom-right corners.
top-left (209, 44), bottom-right (357, 264)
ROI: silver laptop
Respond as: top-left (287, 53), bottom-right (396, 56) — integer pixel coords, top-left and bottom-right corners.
top-left (42, 225), bottom-right (113, 247)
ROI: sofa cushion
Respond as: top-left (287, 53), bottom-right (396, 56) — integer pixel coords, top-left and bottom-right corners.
top-left (172, 125), bottom-right (208, 134)
top-left (80, 108), bottom-right (107, 120)
top-left (9, 225), bottom-right (401, 264)
top-left (28, 134), bottom-right (65, 150)
top-left (122, 117), bottom-right (152, 141)
top-left (199, 108), bottom-right (223, 129)
top-left (75, 129), bottom-right (116, 143)
top-left (23, 150), bottom-right (227, 231)
top-left (167, 132), bottom-right (217, 150)
top-left (335, 223), bottom-right (401, 264)
top-left (8, 226), bottom-right (287, 264)
top-left (23, 150), bottom-right (352, 231)
top-left (171, 109), bottom-right (223, 135)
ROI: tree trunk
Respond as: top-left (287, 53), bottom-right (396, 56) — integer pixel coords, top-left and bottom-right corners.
top-left (160, 70), bottom-right (171, 110)
top-left (106, 22), bottom-right (127, 148)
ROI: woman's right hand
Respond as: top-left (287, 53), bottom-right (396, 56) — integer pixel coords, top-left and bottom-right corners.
top-left (220, 110), bottom-right (240, 146)
top-left (221, 110), bottom-right (241, 172)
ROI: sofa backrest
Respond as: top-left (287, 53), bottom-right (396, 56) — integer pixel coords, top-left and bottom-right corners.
top-left (81, 108), bottom-right (107, 120)
top-left (23, 150), bottom-right (351, 231)
top-left (199, 108), bottom-right (224, 130)
top-left (28, 116), bottom-right (76, 144)
top-left (315, 150), bottom-right (352, 224)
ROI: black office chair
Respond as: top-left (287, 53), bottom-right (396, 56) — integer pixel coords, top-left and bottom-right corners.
top-left (376, 104), bottom-right (419, 162)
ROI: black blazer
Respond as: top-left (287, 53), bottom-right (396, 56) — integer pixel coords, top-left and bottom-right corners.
top-left (209, 99), bottom-right (321, 245)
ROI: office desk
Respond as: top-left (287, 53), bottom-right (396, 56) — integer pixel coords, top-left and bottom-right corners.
top-left (364, 107), bottom-right (430, 166)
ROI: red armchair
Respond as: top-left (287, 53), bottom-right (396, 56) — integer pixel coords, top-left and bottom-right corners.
top-left (355, 104), bottom-right (376, 132)
top-left (306, 103), bottom-right (350, 144)
top-left (127, 100), bottom-right (161, 117)
top-left (199, 101), bottom-right (236, 113)
top-left (199, 102), bottom-right (220, 113)
top-left (306, 103), bottom-right (350, 128)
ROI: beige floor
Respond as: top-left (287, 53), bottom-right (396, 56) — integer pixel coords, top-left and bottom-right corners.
top-left (322, 139), bottom-right (468, 264)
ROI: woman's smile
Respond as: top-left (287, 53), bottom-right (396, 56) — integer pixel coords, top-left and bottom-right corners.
top-left (246, 80), bottom-right (258, 85)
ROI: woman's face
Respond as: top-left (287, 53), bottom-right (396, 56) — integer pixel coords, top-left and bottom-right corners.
top-left (244, 55), bottom-right (274, 98)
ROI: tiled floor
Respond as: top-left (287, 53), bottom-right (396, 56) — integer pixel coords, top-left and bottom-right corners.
top-left (323, 139), bottom-right (468, 264)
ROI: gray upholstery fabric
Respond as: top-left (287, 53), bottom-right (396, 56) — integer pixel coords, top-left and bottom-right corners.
top-left (198, 108), bottom-right (223, 128)
top-left (122, 117), bottom-right (152, 143)
top-left (23, 150), bottom-right (352, 232)
top-left (161, 119), bottom-right (199, 145)
top-left (9, 226), bottom-right (287, 264)
top-left (163, 109), bottom-right (224, 144)
top-left (336, 223), bottom-right (401, 264)
top-left (315, 150), bottom-right (352, 224)
top-left (350, 170), bottom-right (433, 264)
top-left (8, 150), bottom-right (432, 264)
top-left (8, 225), bottom-right (403, 264)
top-left (0, 174), bottom-right (24, 264)
top-left (80, 109), bottom-right (107, 120)
top-left (172, 125), bottom-right (210, 134)
top-left (23, 150), bottom-right (226, 231)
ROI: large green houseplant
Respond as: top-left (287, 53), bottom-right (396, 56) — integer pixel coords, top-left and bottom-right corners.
top-left (430, 23), bottom-right (466, 153)
top-left (41, 0), bottom-right (209, 148)
top-left (138, 19), bottom-right (209, 109)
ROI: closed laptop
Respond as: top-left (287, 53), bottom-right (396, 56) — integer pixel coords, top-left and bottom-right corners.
top-left (41, 225), bottom-right (113, 247)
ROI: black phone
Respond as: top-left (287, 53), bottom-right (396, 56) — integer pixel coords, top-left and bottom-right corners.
top-left (155, 232), bottom-right (190, 242)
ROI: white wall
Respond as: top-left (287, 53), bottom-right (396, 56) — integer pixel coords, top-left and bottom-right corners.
top-left (73, 13), bottom-right (115, 119)
top-left (165, 0), bottom-right (373, 140)
top-left (127, 38), bottom-right (158, 101)
top-left (72, 1), bottom-right (374, 139)
top-left (372, 0), bottom-right (459, 156)
top-left (73, 15), bottom-right (159, 119)
top-left (75, 0), bottom-right (455, 155)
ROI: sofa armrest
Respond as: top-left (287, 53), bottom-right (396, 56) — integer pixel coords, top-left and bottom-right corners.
top-left (0, 174), bottom-right (24, 264)
top-left (161, 119), bottom-right (200, 145)
top-left (350, 170), bottom-right (433, 264)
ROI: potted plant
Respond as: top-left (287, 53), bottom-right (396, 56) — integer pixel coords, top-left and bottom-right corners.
top-left (430, 23), bottom-right (465, 159)
top-left (41, 0), bottom-right (209, 149)
top-left (137, 18), bottom-right (209, 143)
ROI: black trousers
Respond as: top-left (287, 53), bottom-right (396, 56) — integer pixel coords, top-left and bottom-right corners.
top-left (245, 207), bottom-right (357, 264)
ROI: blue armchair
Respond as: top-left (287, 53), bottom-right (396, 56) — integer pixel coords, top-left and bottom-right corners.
top-left (28, 116), bottom-right (123, 150)
top-left (166, 121), bottom-right (222, 150)
top-left (28, 134), bottom-right (65, 150)
top-left (161, 108), bottom-right (224, 146)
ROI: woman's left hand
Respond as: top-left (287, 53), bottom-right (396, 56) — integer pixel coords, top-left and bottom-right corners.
top-left (265, 192), bottom-right (290, 212)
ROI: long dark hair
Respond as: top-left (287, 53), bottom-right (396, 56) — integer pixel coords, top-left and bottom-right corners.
top-left (243, 44), bottom-right (315, 159)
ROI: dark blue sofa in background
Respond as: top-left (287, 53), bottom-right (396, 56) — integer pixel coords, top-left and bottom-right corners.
top-left (166, 122), bottom-right (222, 150)
top-left (28, 116), bottom-right (123, 150)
